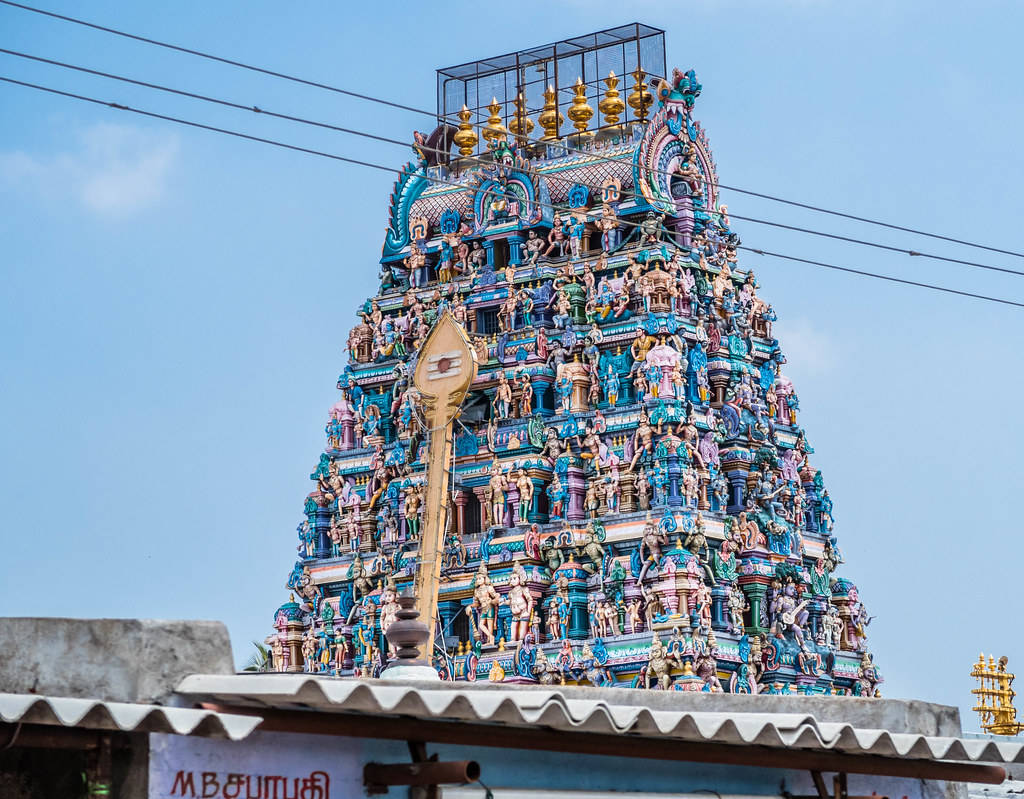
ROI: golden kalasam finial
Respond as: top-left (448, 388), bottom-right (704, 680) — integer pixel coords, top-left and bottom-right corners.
top-left (453, 104), bottom-right (479, 156)
top-left (538, 84), bottom-right (563, 141)
top-left (482, 97), bottom-right (509, 145)
top-left (628, 68), bottom-right (654, 124)
top-left (599, 70), bottom-right (626, 128)
top-left (567, 77), bottom-right (594, 137)
top-left (508, 91), bottom-right (534, 143)
top-left (971, 653), bottom-right (1024, 735)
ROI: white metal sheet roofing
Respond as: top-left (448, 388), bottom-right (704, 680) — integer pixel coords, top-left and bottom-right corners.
top-left (175, 674), bottom-right (1024, 765)
top-left (0, 692), bottom-right (262, 741)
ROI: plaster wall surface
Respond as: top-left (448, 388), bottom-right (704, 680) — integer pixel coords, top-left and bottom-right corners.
top-left (0, 617), bottom-right (234, 703)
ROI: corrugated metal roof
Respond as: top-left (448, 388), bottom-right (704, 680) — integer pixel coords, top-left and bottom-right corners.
top-left (175, 674), bottom-right (1024, 765)
top-left (0, 692), bottom-right (262, 741)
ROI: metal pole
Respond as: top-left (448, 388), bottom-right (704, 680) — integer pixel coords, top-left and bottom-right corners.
top-left (411, 401), bottom-right (455, 659)
top-left (364, 760), bottom-right (480, 788)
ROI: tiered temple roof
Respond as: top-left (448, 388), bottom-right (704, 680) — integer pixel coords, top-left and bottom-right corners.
top-left (270, 25), bottom-right (880, 696)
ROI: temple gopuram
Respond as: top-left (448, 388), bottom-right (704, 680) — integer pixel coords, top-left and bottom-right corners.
top-left (270, 23), bottom-right (880, 697)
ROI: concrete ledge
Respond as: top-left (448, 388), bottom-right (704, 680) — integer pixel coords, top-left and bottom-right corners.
top-left (0, 618), bottom-right (234, 704)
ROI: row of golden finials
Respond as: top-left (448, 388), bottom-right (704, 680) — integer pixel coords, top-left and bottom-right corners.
top-left (452, 68), bottom-right (655, 156)
top-left (972, 654), bottom-right (1024, 736)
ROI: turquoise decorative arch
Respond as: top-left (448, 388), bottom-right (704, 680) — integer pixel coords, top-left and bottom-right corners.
top-left (471, 169), bottom-right (542, 233)
top-left (381, 161), bottom-right (431, 260)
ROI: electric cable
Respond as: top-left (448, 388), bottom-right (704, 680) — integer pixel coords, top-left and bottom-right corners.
top-left (738, 247), bottom-right (1024, 308)
top-left (728, 213), bottom-right (1024, 278)
top-left (0, 46), bottom-right (427, 150)
top-left (2, 73), bottom-right (1022, 310)
top-left (0, 0), bottom-right (428, 116)
top-left (3, 46), bottom-right (1022, 279)
top-left (3, 0), bottom-right (1023, 259)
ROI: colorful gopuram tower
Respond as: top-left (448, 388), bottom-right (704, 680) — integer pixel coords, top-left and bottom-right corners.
top-left (270, 24), bottom-right (881, 696)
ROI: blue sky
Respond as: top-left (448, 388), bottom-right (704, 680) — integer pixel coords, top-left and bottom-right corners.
top-left (2, 0), bottom-right (1021, 724)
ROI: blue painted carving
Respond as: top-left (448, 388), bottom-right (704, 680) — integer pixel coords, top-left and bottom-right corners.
top-left (567, 183), bottom-right (589, 208)
top-left (381, 161), bottom-right (430, 259)
top-left (440, 208), bottom-right (461, 235)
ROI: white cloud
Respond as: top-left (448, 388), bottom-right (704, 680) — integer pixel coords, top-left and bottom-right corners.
top-left (774, 316), bottom-right (837, 376)
top-left (0, 122), bottom-right (178, 217)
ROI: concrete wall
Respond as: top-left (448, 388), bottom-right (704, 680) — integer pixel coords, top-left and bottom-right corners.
top-left (0, 618), bottom-right (234, 704)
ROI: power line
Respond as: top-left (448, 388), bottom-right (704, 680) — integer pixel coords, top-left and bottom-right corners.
top-left (726, 185), bottom-right (1024, 260)
top-left (0, 75), bottom-right (406, 175)
top-left (4, 0), bottom-right (1024, 262)
top-left (728, 213), bottom-right (1024, 278)
top-left (0, 47), bottom-right (416, 150)
top-left (0, 0), bottom-right (430, 117)
top-left (738, 247), bottom-right (1024, 309)
top-left (2, 73), bottom-right (1022, 311)
top-left (4, 45), bottom-right (1023, 281)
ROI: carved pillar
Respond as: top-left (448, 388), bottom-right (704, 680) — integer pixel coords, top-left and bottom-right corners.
top-left (657, 563), bottom-right (679, 616)
top-left (472, 485), bottom-right (490, 529)
top-left (698, 469), bottom-right (710, 511)
top-left (525, 468), bottom-right (549, 523)
top-left (338, 625), bottom-right (354, 672)
top-left (802, 477), bottom-right (818, 532)
top-left (453, 490), bottom-right (468, 537)
top-left (619, 472), bottom-right (637, 514)
top-left (569, 292), bottom-right (587, 326)
top-left (667, 452), bottom-right (682, 507)
top-left (710, 380), bottom-right (727, 408)
top-left (807, 596), bottom-right (826, 643)
top-left (483, 240), bottom-right (496, 270)
top-left (726, 469), bottom-right (749, 515)
top-left (563, 361), bottom-right (590, 414)
top-left (314, 501), bottom-right (332, 560)
top-left (740, 578), bottom-right (769, 634)
top-left (832, 594), bottom-right (856, 651)
top-left (508, 484), bottom-right (522, 527)
top-left (681, 569), bottom-right (702, 625)
top-left (565, 466), bottom-right (586, 522)
top-left (338, 408), bottom-right (355, 450)
top-left (532, 376), bottom-right (554, 414)
top-left (286, 619), bottom-right (304, 673)
top-left (508, 234), bottom-right (524, 266)
top-left (567, 569), bottom-right (589, 640)
top-left (359, 516), bottom-right (376, 554)
top-left (711, 583), bottom-right (729, 631)
top-left (397, 494), bottom-right (408, 543)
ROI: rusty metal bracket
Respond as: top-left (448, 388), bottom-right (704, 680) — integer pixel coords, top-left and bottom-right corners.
top-left (781, 772), bottom-right (888, 799)
top-left (812, 770), bottom-right (830, 799)
top-left (365, 741), bottom-right (480, 797)
top-left (364, 759), bottom-right (480, 796)
top-left (0, 721), bottom-right (23, 751)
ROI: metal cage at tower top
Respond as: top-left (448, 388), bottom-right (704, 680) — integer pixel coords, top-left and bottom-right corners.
top-left (436, 23), bottom-right (666, 147)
